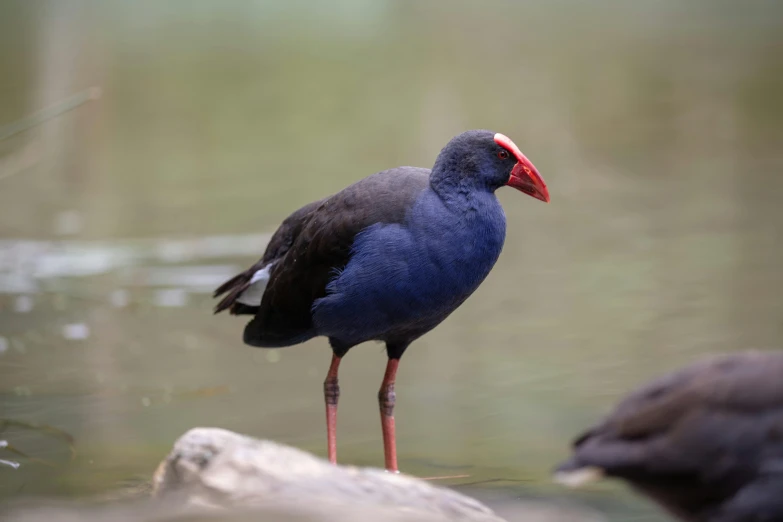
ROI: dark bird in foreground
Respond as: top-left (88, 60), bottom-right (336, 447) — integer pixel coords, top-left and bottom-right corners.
top-left (554, 351), bottom-right (783, 522)
top-left (214, 130), bottom-right (549, 472)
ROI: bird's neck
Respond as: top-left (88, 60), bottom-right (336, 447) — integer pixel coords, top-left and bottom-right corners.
top-left (409, 183), bottom-right (507, 301)
top-left (429, 170), bottom-right (497, 215)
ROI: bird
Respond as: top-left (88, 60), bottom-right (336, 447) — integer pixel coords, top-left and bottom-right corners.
top-left (554, 351), bottom-right (783, 522)
top-left (213, 129), bottom-right (549, 472)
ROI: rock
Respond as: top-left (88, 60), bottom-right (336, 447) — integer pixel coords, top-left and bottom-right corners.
top-left (1, 428), bottom-right (607, 522)
top-left (151, 427), bottom-right (503, 521)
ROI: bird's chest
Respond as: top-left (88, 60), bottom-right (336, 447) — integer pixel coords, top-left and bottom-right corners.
top-left (407, 204), bottom-right (506, 304)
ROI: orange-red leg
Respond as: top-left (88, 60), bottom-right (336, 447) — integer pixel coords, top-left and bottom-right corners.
top-left (323, 354), bottom-right (341, 464)
top-left (378, 358), bottom-right (400, 472)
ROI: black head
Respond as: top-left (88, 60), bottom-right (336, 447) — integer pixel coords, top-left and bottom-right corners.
top-left (430, 129), bottom-right (549, 202)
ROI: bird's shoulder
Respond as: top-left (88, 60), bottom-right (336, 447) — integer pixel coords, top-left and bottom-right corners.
top-left (273, 166), bottom-right (429, 265)
top-left (261, 167), bottom-right (429, 264)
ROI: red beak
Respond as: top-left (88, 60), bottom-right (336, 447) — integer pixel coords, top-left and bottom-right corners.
top-left (494, 133), bottom-right (550, 203)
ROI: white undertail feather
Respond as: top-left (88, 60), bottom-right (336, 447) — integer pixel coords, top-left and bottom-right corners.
top-left (236, 265), bottom-right (273, 306)
top-left (553, 467), bottom-right (604, 488)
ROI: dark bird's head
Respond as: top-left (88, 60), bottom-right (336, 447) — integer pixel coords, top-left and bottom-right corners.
top-left (431, 129), bottom-right (550, 202)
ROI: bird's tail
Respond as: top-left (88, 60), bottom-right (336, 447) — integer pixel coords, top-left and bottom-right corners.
top-left (213, 261), bottom-right (266, 315)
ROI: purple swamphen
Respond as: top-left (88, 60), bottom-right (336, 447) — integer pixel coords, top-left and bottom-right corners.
top-left (214, 129), bottom-right (549, 472)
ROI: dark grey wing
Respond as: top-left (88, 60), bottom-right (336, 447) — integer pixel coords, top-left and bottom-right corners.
top-left (213, 198), bottom-right (325, 315)
top-left (245, 167), bottom-right (431, 346)
top-left (557, 351), bottom-right (783, 521)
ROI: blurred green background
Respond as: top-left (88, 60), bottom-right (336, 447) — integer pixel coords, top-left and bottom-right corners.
top-left (1, 0), bottom-right (782, 520)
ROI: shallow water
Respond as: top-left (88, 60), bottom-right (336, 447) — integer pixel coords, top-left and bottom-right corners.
top-left (1, 1), bottom-right (783, 520)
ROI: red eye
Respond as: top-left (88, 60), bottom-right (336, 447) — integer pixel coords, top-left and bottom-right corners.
top-left (497, 149), bottom-right (509, 160)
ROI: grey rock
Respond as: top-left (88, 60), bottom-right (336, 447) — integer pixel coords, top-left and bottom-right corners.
top-left (152, 427), bottom-right (503, 521)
